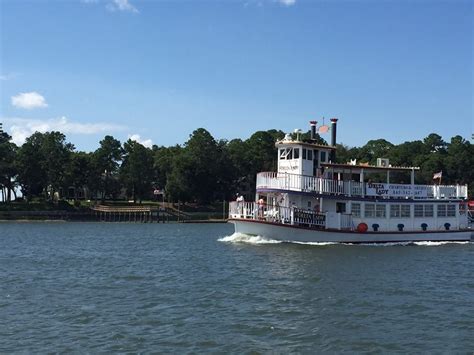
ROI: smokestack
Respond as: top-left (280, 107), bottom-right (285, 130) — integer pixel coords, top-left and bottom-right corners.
top-left (330, 118), bottom-right (338, 162)
top-left (310, 121), bottom-right (317, 141)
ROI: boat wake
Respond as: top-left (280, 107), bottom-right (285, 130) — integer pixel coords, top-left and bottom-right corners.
top-left (292, 241), bottom-right (338, 246)
top-left (410, 241), bottom-right (470, 246)
top-left (218, 233), bottom-right (337, 246)
top-left (219, 233), bottom-right (471, 247)
top-left (218, 233), bottom-right (281, 245)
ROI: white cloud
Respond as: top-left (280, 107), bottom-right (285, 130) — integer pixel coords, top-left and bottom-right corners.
top-left (277, 0), bottom-right (296, 5)
top-left (128, 134), bottom-right (153, 148)
top-left (2, 116), bottom-right (126, 146)
top-left (81, 0), bottom-right (139, 13)
top-left (11, 92), bottom-right (48, 110)
top-left (106, 0), bottom-right (139, 13)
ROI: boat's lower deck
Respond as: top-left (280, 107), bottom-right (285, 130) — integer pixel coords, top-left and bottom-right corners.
top-left (230, 219), bottom-right (473, 244)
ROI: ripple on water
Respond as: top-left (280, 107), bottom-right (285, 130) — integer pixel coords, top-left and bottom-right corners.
top-left (0, 222), bottom-right (473, 353)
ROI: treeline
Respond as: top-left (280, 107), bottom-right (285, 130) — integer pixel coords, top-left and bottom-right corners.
top-left (0, 127), bottom-right (472, 204)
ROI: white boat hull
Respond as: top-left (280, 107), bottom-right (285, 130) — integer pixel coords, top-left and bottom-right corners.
top-left (230, 219), bottom-right (472, 243)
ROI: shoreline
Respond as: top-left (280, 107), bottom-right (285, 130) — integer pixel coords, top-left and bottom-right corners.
top-left (0, 218), bottom-right (228, 223)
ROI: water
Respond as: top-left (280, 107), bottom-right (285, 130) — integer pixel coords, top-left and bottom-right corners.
top-left (1, 222), bottom-right (473, 353)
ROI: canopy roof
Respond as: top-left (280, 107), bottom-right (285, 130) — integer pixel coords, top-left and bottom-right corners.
top-left (275, 140), bottom-right (337, 150)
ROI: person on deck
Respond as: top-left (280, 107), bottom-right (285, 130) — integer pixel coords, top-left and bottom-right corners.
top-left (257, 197), bottom-right (265, 219)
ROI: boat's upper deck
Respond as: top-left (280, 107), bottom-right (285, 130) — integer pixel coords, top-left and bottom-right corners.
top-left (267, 120), bottom-right (468, 200)
top-left (256, 172), bottom-right (468, 200)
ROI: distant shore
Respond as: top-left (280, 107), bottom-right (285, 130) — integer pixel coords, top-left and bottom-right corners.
top-left (0, 219), bottom-right (228, 223)
top-left (0, 200), bottom-right (228, 223)
top-left (0, 205), bottom-right (228, 223)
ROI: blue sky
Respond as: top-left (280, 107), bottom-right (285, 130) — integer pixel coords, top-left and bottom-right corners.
top-left (0, 0), bottom-right (472, 151)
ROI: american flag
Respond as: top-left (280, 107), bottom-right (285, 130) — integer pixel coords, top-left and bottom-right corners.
top-left (433, 171), bottom-right (442, 180)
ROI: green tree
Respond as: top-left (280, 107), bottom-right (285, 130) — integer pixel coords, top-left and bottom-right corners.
top-left (299, 130), bottom-right (327, 145)
top-left (153, 145), bottom-right (182, 193)
top-left (388, 140), bottom-right (425, 167)
top-left (335, 143), bottom-right (360, 164)
top-left (246, 130), bottom-right (281, 175)
top-left (0, 129), bottom-right (17, 202)
top-left (183, 128), bottom-right (221, 203)
top-left (445, 136), bottom-right (473, 187)
top-left (214, 139), bottom-right (236, 200)
top-left (165, 150), bottom-right (194, 203)
top-left (64, 151), bottom-right (93, 200)
top-left (357, 139), bottom-right (394, 164)
top-left (224, 138), bottom-right (251, 197)
top-left (93, 135), bottom-right (122, 200)
top-left (164, 128), bottom-right (227, 204)
top-left (41, 132), bottom-right (75, 197)
top-left (423, 133), bottom-right (446, 153)
top-left (120, 140), bottom-right (154, 203)
top-left (16, 133), bottom-right (47, 199)
top-left (16, 132), bottom-right (74, 200)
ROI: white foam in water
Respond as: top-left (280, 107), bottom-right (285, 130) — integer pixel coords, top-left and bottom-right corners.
top-left (292, 241), bottom-right (338, 246)
top-left (219, 234), bottom-right (472, 247)
top-left (412, 241), bottom-right (470, 246)
top-left (218, 232), bottom-right (281, 244)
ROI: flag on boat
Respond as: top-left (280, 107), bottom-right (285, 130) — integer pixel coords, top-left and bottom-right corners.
top-left (433, 171), bottom-right (442, 180)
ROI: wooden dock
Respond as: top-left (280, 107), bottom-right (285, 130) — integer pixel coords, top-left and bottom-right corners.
top-left (90, 205), bottom-right (160, 223)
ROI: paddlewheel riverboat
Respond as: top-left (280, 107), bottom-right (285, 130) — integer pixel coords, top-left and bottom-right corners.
top-left (228, 120), bottom-right (471, 243)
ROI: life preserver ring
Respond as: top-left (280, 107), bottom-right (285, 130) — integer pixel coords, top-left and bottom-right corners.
top-left (357, 222), bottom-right (368, 233)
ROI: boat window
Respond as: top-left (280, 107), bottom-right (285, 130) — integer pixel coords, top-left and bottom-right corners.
top-left (447, 204), bottom-right (456, 217)
top-left (336, 202), bottom-right (346, 213)
top-left (279, 149), bottom-right (286, 160)
top-left (365, 204), bottom-right (375, 218)
top-left (437, 204), bottom-right (447, 217)
top-left (415, 204), bottom-right (434, 218)
top-left (376, 204), bottom-right (386, 218)
top-left (414, 205), bottom-right (424, 217)
top-left (364, 204), bottom-right (386, 218)
top-left (302, 148), bottom-right (307, 159)
top-left (390, 205), bottom-right (401, 218)
top-left (279, 148), bottom-right (293, 160)
top-left (401, 205), bottom-right (411, 218)
top-left (425, 204), bottom-right (434, 217)
top-left (307, 149), bottom-right (313, 160)
top-left (293, 147), bottom-right (300, 159)
top-left (320, 151), bottom-right (327, 162)
top-left (390, 204), bottom-right (410, 218)
top-left (351, 203), bottom-right (361, 217)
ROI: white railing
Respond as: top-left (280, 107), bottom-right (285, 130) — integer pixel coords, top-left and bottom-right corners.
top-left (229, 201), bottom-right (326, 228)
top-left (256, 172), bottom-right (468, 200)
top-left (256, 172), bottom-right (364, 196)
top-left (430, 185), bottom-right (468, 199)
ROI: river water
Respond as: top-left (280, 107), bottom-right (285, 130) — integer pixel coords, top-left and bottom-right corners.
top-left (1, 222), bottom-right (473, 353)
